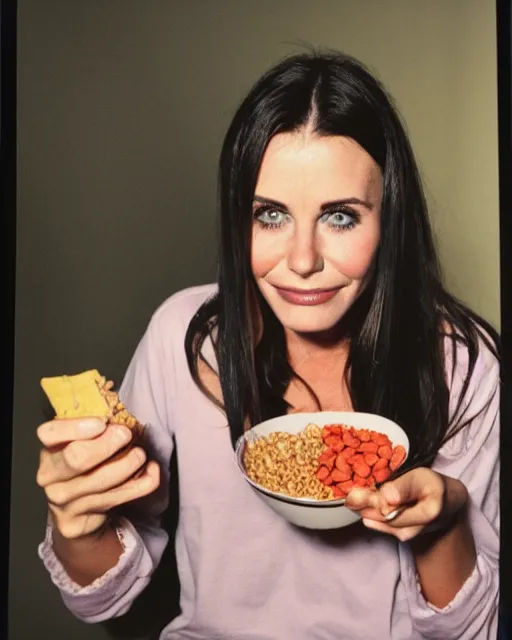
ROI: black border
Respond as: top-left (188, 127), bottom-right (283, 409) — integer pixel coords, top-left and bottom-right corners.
top-left (497, 0), bottom-right (512, 636)
top-left (1, 0), bottom-right (17, 638)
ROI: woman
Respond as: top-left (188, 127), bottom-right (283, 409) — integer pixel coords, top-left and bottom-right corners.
top-left (36, 51), bottom-right (499, 639)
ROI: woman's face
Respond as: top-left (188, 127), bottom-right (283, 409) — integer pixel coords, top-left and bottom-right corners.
top-left (251, 132), bottom-right (382, 335)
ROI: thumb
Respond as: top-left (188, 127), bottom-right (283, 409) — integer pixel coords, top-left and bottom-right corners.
top-left (380, 467), bottom-right (432, 509)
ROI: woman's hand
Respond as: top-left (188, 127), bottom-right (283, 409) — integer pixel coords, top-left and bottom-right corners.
top-left (345, 467), bottom-right (468, 541)
top-left (36, 417), bottom-right (161, 540)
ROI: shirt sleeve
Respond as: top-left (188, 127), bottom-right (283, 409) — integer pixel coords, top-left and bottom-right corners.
top-left (37, 303), bottom-right (176, 623)
top-left (398, 333), bottom-right (500, 639)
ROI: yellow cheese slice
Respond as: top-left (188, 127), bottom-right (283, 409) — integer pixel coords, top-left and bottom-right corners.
top-left (40, 369), bottom-right (110, 419)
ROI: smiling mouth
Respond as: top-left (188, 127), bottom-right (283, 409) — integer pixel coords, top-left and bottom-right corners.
top-left (273, 286), bottom-right (341, 306)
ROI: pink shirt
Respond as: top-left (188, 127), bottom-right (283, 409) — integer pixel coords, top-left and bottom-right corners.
top-left (38, 284), bottom-right (500, 639)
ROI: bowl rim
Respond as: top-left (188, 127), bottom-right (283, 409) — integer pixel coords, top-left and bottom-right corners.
top-left (234, 411), bottom-right (409, 508)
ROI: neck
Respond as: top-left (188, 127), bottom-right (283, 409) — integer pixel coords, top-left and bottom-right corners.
top-left (285, 326), bottom-right (350, 367)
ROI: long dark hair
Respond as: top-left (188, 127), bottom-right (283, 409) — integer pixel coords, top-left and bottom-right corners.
top-left (185, 50), bottom-right (499, 473)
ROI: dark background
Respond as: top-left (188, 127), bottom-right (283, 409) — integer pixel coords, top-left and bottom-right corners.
top-left (6, 2), bottom-right (504, 639)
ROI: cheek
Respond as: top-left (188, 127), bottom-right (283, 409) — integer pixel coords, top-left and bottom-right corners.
top-left (326, 228), bottom-right (380, 280)
top-left (251, 228), bottom-right (285, 278)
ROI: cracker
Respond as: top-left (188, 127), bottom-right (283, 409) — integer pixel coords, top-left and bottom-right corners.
top-left (40, 369), bottom-right (144, 440)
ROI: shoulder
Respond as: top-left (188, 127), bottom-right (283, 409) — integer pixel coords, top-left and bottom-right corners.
top-left (148, 283), bottom-right (218, 341)
top-left (442, 321), bottom-right (499, 428)
top-left (443, 323), bottom-right (499, 390)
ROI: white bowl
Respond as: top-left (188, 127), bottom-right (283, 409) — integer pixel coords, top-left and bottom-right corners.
top-left (235, 411), bottom-right (409, 530)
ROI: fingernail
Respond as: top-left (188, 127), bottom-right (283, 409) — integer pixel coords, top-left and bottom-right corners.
top-left (79, 419), bottom-right (105, 435)
top-left (383, 508), bottom-right (401, 521)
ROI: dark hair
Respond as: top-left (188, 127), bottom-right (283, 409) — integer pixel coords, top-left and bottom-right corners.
top-left (185, 50), bottom-right (499, 475)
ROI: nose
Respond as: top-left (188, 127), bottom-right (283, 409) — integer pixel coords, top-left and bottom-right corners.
top-left (287, 226), bottom-right (324, 277)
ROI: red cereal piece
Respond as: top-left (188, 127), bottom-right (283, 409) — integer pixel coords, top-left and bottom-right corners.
top-left (324, 435), bottom-right (343, 448)
top-left (358, 442), bottom-right (379, 454)
top-left (323, 473), bottom-right (334, 486)
top-left (347, 453), bottom-right (364, 466)
top-left (323, 425), bottom-right (345, 439)
top-left (316, 466), bottom-right (330, 482)
top-left (317, 450), bottom-right (332, 463)
top-left (339, 447), bottom-right (356, 461)
top-left (352, 460), bottom-right (372, 478)
top-left (332, 485), bottom-right (346, 499)
top-left (338, 480), bottom-right (355, 493)
top-left (318, 450), bottom-right (336, 470)
top-left (331, 441), bottom-right (345, 453)
top-left (357, 429), bottom-right (371, 442)
top-left (390, 445), bottom-right (407, 471)
top-left (335, 455), bottom-right (352, 474)
top-left (343, 432), bottom-right (361, 449)
top-left (373, 467), bottom-right (391, 484)
top-left (331, 468), bottom-right (352, 483)
top-left (324, 436), bottom-right (343, 450)
top-left (353, 475), bottom-right (368, 487)
top-left (371, 432), bottom-right (392, 446)
top-left (363, 453), bottom-right (379, 467)
top-left (373, 457), bottom-right (389, 471)
top-left (377, 445), bottom-right (392, 460)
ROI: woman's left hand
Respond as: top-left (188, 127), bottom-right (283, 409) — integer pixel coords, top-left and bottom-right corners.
top-left (345, 467), bottom-right (468, 541)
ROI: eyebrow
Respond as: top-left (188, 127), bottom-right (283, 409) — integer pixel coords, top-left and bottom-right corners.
top-left (253, 195), bottom-right (374, 211)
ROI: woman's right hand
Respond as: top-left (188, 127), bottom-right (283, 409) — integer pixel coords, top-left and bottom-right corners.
top-left (36, 417), bottom-right (160, 540)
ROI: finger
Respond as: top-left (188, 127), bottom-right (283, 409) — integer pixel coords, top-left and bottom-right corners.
top-left (367, 496), bottom-right (443, 529)
top-left (45, 447), bottom-right (147, 506)
top-left (362, 517), bottom-right (424, 541)
top-left (380, 468), bottom-right (443, 510)
top-left (378, 482), bottom-right (403, 508)
top-left (37, 424), bottom-right (133, 486)
top-left (345, 487), bottom-right (383, 512)
top-left (67, 461), bottom-right (160, 515)
top-left (37, 417), bottom-right (107, 447)
top-left (356, 506), bottom-right (394, 522)
top-left (347, 486), bottom-right (407, 522)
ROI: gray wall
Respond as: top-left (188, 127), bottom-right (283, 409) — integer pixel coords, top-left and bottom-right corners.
top-left (12, 2), bottom-right (499, 639)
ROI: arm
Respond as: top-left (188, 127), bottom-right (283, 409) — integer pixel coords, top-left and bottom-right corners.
top-left (410, 483), bottom-right (476, 609)
top-left (399, 336), bottom-right (500, 638)
top-left (38, 302), bottom-right (176, 623)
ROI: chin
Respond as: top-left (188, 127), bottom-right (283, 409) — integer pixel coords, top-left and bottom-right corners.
top-left (265, 301), bottom-right (351, 335)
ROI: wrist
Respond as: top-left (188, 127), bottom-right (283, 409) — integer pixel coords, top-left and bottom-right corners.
top-left (445, 475), bottom-right (468, 510)
top-left (51, 518), bottom-right (124, 587)
top-left (52, 517), bottom-right (120, 554)
top-left (412, 492), bottom-right (470, 554)
top-left (409, 476), bottom-right (468, 549)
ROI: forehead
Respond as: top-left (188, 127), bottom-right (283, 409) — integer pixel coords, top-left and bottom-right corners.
top-left (255, 132), bottom-right (382, 203)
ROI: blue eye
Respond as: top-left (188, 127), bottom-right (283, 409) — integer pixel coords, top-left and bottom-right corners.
top-left (254, 208), bottom-right (289, 229)
top-left (322, 209), bottom-right (359, 231)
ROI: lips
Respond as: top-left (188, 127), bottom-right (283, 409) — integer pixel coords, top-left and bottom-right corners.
top-left (273, 286), bottom-right (341, 306)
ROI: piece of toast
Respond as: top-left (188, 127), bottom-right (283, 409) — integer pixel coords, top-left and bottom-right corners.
top-left (40, 369), bottom-right (144, 441)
